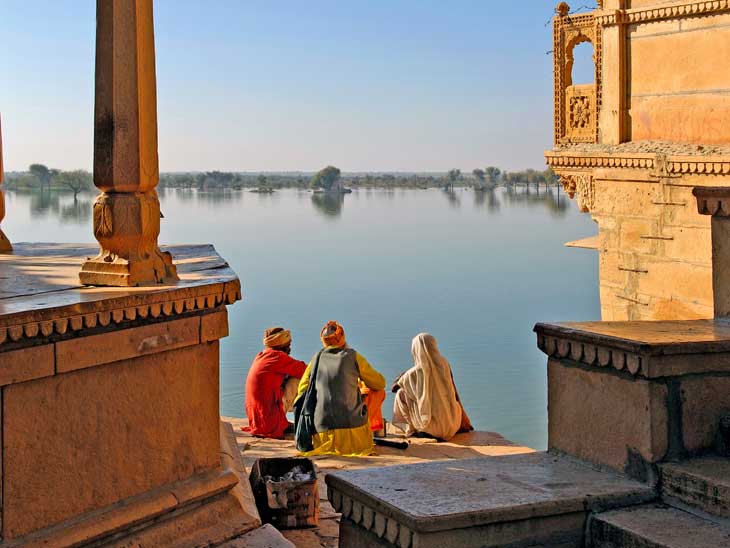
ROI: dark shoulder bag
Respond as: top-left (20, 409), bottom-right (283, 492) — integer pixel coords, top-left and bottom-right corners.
top-left (293, 350), bottom-right (323, 452)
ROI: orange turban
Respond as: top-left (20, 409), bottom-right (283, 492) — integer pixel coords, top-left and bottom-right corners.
top-left (263, 327), bottom-right (291, 348)
top-left (321, 321), bottom-right (346, 348)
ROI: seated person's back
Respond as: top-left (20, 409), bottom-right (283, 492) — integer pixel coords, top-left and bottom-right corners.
top-left (244, 327), bottom-right (307, 439)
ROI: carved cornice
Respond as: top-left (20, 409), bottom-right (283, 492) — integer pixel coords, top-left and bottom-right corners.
top-left (330, 488), bottom-right (414, 548)
top-left (596, 0), bottom-right (730, 26)
top-left (536, 328), bottom-right (645, 376)
top-left (546, 151), bottom-right (730, 175)
top-left (547, 152), bottom-right (656, 170)
top-left (0, 281), bottom-right (241, 346)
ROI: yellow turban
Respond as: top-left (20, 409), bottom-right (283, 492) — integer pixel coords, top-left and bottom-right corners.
top-left (263, 327), bottom-right (291, 349)
top-left (321, 321), bottom-right (346, 348)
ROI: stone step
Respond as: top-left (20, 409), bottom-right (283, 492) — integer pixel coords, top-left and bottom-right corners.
top-left (588, 504), bottom-right (730, 548)
top-left (660, 457), bottom-right (730, 518)
top-left (326, 452), bottom-right (655, 548)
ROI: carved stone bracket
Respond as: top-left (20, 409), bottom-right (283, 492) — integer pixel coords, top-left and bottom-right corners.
top-left (554, 3), bottom-right (602, 144)
top-left (560, 173), bottom-right (595, 212)
top-left (693, 187), bottom-right (730, 217)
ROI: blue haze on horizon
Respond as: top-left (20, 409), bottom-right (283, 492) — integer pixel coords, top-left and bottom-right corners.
top-left (0, 1), bottom-right (597, 173)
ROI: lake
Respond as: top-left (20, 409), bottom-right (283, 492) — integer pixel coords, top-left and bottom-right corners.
top-left (3, 185), bottom-right (599, 450)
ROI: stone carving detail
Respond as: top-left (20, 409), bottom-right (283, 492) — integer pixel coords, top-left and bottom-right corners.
top-left (535, 332), bottom-right (644, 376)
top-left (569, 95), bottom-right (591, 129)
top-left (547, 152), bottom-right (730, 175)
top-left (80, 0), bottom-right (179, 287)
top-left (596, 1), bottom-right (730, 26)
top-left (0, 114), bottom-right (12, 252)
top-left (0, 283), bottom-right (241, 346)
top-left (566, 85), bottom-right (597, 142)
top-left (560, 173), bottom-right (595, 212)
top-left (553, 4), bottom-right (601, 144)
top-left (330, 488), bottom-right (414, 548)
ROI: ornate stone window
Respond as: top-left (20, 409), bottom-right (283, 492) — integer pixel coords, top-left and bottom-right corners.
top-left (553, 2), bottom-right (601, 144)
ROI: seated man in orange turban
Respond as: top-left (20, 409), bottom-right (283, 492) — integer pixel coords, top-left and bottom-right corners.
top-left (295, 321), bottom-right (386, 456)
top-left (243, 327), bottom-right (307, 439)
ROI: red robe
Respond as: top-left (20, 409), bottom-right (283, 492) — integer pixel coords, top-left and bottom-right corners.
top-left (244, 348), bottom-right (307, 439)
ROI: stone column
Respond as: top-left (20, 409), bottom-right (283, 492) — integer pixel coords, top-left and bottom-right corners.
top-left (80, 0), bottom-right (178, 286)
top-left (693, 187), bottom-right (730, 317)
top-left (0, 114), bottom-right (12, 252)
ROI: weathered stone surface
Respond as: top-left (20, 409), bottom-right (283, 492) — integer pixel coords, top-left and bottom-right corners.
top-left (219, 524), bottom-right (294, 548)
top-left (547, 359), bottom-right (667, 471)
top-left (0, 344), bottom-right (54, 386)
top-left (661, 457), bottom-right (730, 518)
top-left (589, 504), bottom-right (730, 548)
top-left (202, 308), bottom-right (229, 342)
top-left (3, 342), bottom-right (220, 538)
top-left (55, 315), bottom-right (200, 372)
top-left (326, 453), bottom-right (653, 536)
top-left (680, 375), bottom-right (730, 453)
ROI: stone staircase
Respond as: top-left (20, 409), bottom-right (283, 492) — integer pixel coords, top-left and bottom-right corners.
top-left (588, 457), bottom-right (730, 547)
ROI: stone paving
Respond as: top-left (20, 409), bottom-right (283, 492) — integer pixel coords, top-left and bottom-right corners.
top-left (223, 417), bottom-right (533, 548)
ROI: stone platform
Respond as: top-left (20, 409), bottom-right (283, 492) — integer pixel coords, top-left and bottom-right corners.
top-left (0, 243), bottom-right (254, 547)
top-left (326, 452), bottom-right (655, 548)
top-left (226, 417), bottom-right (533, 547)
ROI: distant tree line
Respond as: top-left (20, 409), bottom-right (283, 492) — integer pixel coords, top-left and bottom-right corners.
top-left (5, 164), bottom-right (93, 198)
top-left (5, 164), bottom-right (559, 194)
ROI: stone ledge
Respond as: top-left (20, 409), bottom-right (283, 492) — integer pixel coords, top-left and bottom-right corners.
top-left (596, 1), bottom-right (730, 26)
top-left (534, 319), bottom-right (730, 378)
top-left (0, 243), bottom-right (241, 348)
top-left (326, 452), bottom-right (654, 544)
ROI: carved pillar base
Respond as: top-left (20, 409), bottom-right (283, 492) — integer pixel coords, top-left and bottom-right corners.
top-left (80, 191), bottom-right (178, 287)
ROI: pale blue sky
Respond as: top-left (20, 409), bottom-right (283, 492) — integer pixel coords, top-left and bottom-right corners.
top-left (0, 1), bottom-right (597, 172)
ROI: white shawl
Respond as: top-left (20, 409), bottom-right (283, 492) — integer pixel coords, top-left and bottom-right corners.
top-left (397, 333), bottom-right (462, 440)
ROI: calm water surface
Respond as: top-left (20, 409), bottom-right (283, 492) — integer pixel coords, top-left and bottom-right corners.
top-left (4, 186), bottom-right (599, 449)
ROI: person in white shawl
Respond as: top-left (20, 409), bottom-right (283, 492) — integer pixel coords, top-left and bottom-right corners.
top-left (392, 333), bottom-right (473, 441)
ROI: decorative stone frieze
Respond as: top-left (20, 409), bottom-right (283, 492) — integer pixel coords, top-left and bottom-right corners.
top-left (554, 4), bottom-right (602, 144)
top-left (330, 489), bottom-right (415, 548)
top-left (535, 318), bottom-right (730, 378)
top-left (596, 0), bottom-right (730, 26)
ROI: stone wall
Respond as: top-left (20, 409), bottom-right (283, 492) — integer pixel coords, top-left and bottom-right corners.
top-left (627, 13), bottom-right (730, 144)
top-left (593, 173), bottom-right (713, 320)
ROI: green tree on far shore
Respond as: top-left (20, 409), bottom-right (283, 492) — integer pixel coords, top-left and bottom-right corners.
top-left (29, 164), bottom-right (52, 189)
top-left (54, 170), bottom-right (93, 199)
top-left (310, 165), bottom-right (341, 191)
top-left (485, 166), bottom-right (502, 185)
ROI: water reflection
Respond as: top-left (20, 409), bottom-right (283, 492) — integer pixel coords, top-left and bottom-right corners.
top-left (19, 188), bottom-right (94, 224)
top-left (473, 188), bottom-right (500, 211)
top-left (503, 185), bottom-right (568, 217)
top-left (311, 192), bottom-right (344, 218)
top-left (442, 188), bottom-right (461, 208)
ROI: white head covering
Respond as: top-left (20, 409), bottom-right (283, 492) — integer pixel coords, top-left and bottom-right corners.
top-left (397, 333), bottom-right (462, 440)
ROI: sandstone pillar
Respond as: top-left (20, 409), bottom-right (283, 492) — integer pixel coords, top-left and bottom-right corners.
top-left (693, 187), bottom-right (730, 317)
top-left (80, 0), bottom-right (178, 286)
top-left (0, 115), bottom-right (12, 252)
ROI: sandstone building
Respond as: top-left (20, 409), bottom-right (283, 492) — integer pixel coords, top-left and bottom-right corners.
top-left (547, 0), bottom-right (730, 321)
